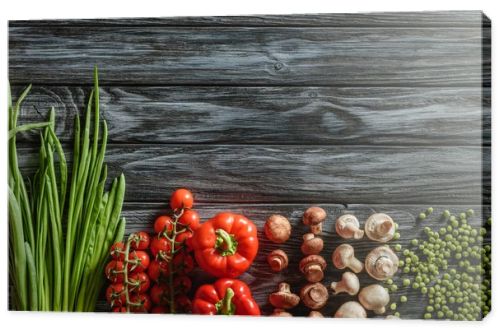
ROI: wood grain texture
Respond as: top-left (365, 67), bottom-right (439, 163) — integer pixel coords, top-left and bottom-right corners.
top-left (9, 26), bottom-right (485, 86)
top-left (92, 203), bottom-right (490, 318)
top-left (17, 144), bottom-right (489, 205)
top-left (8, 11), bottom-right (484, 27)
top-left (13, 85), bottom-right (489, 146)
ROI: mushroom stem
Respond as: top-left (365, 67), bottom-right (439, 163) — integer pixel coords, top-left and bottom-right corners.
top-left (349, 257), bottom-right (364, 273)
top-left (310, 223), bottom-right (322, 234)
top-left (376, 220), bottom-right (393, 235)
top-left (345, 224), bottom-right (364, 239)
top-left (374, 306), bottom-right (386, 315)
top-left (305, 264), bottom-right (324, 282)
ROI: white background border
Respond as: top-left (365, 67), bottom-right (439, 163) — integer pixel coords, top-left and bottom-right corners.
top-left (1, 1), bottom-right (497, 333)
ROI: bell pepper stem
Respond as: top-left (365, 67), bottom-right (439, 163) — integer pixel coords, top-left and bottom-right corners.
top-left (215, 229), bottom-right (238, 256)
top-left (217, 288), bottom-right (235, 315)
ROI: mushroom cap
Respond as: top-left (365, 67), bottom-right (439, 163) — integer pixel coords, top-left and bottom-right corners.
top-left (364, 213), bottom-right (395, 242)
top-left (334, 301), bottom-right (367, 318)
top-left (309, 311), bottom-right (324, 318)
top-left (264, 214), bottom-right (292, 243)
top-left (365, 246), bottom-right (399, 280)
top-left (300, 283), bottom-right (329, 310)
top-left (269, 282), bottom-right (300, 309)
top-left (299, 255), bottom-right (327, 272)
top-left (358, 284), bottom-right (390, 314)
top-left (267, 249), bottom-right (289, 272)
top-left (303, 207), bottom-right (327, 226)
top-left (336, 214), bottom-right (364, 239)
top-left (301, 233), bottom-right (324, 255)
top-left (300, 255), bottom-right (327, 282)
top-left (271, 308), bottom-right (293, 317)
top-left (331, 271), bottom-right (360, 295)
top-left (332, 244), bottom-right (354, 269)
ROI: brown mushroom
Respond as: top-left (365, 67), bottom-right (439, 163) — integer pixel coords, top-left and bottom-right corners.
top-left (269, 282), bottom-right (300, 309)
top-left (267, 249), bottom-right (289, 272)
top-left (271, 309), bottom-right (293, 317)
top-left (364, 213), bottom-right (395, 242)
top-left (303, 207), bottom-right (327, 234)
top-left (299, 255), bottom-right (327, 282)
top-left (300, 283), bottom-right (329, 310)
top-left (264, 215), bottom-right (292, 243)
top-left (330, 271), bottom-right (360, 295)
top-left (334, 301), bottom-right (367, 318)
top-left (300, 233), bottom-right (324, 255)
top-left (336, 214), bottom-right (364, 240)
top-left (308, 311), bottom-right (324, 318)
top-left (332, 244), bottom-right (363, 273)
top-left (365, 246), bottom-right (399, 281)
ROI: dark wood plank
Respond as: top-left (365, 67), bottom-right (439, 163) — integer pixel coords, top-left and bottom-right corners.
top-left (93, 202), bottom-right (490, 317)
top-left (9, 26), bottom-right (484, 86)
top-left (9, 11), bottom-right (483, 27)
top-left (16, 144), bottom-right (489, 205)
top-left (13, 85), bottom-right (489, 146)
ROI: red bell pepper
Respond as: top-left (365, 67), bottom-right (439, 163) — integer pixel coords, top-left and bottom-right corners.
top-left (191, 212), bottom-right (258, 278)
top-left (192, 278), bottom-right (260, 316)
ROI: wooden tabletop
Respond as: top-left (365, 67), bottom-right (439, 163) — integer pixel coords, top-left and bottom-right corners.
top-left (10, 11), bottom-right (491, 318)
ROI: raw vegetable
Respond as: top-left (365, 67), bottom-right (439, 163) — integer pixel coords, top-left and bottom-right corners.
top-left (387, 208), bottom-right (491, 320)
top-left (192, 278), bottom-right (260, 315)
top-left (8, 68), bottom-right (126, 311)
top-left (191, 212), bottom-right (258, 278)
top-left (105, 232), bottom-right (152, 313)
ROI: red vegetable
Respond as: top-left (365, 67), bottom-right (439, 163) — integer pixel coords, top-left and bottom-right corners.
top-left (150, 236), bottom-right (171, 259)
top-left (128, 250), bottom-right (150, 273)
top-left (129, 294), bottom-right (152, 313)
top-left (130, 231), bottom-right (151, 250)
top-left (179, 209), bottom-right (200, 228)
top-left (192, 279), bottom-right (260, 315)
top-left (105, 260), bottom-right (125, 283)
top-left (106, 283), bottom-right (126, 307)
top-left (170, 189), bottom-right (194, 211)
top-left (128, 272), bottom-right (151, 293)
top-left (110, 242), bottom-right (125, 261)
top-left (147, 260), bottom-right (170, 281)
top-left (191, 212), bottom-right (258, 278)
top-left (154, 216), bottom-right (174, 235)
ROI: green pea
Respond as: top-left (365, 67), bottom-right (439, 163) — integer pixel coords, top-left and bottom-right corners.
top-left (400, 296), bottom-right (407, 303)
top-left (386, 278), bottom-right (394, 285)
top-left (426, 207), bottom-right (434, 215)
top-left (403, 278), bottom-right (411, 286)
top-left (459, 213), bottom-right (466, 220)
top-left (390, 303), bottom-right (397, 311)
top-left (419, 213), bottom-right (427, 220)
top-left (411, 239), bottom-right (419, 246)
top-left (394, 312), bottom-right (400, 317)
top-left (395, 244), bottom-right (402, 251)
top-left (421, 287), bottom-right (428, 294)
top-left (394, 232), bottom-right (401, 240)
top-left (390, 284), bottom-right (398, 292)
top-left (424, 313), bottom-right (432, 319)
top-left (442, 210), bottom-right (451, 219)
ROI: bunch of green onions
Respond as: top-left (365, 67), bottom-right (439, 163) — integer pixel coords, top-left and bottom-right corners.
top-left (8, 67), bottom-right (126, 311)
top-left (387, 208), bottom-right (491, 320)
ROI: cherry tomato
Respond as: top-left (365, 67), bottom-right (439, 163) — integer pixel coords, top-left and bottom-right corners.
top-left (110, 242), bottom-right (125, 261)
top-left (178, 209), bottom-right (200, 228)
top-left (175, 294), bottom-right (192, 313)
top-left (128, 250), bottom-right (150, 273)
top-left (149, 283), bottom-right (169, 305)
top-left (148, 260), bottom-right (170, 281)
top-left (112, 306), bottom-right (127, 312)
top-left (173, 253), bottom-right (194, 274)
top-left (170, 189), bottom-right (194, 211)
top-left (129, 294), bottom-right (152, 313)
top-left (128, 272), bottom-right (151, 293)
top-left (151, 305), bottom-right (169, 314)
top-left (106, 283), bottom-right (126, 307)
top-left (150, 236), bottom-right (171, 259)
top-left (130, 231), bottom-right (151, 250)
top-left (173, 275), bottom-right (192, 293)
top-left (153, 216), bottom-right (174, 235)
top-left (175, 231), bottom-right (193, 251)
top-left (105, 260), bottom-right (125, 283)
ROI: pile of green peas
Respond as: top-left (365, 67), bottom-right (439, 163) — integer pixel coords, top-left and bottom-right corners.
top-left (385, 208), bottom-right (491, 320)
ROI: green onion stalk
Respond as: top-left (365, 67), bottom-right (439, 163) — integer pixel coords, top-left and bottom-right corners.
top-left (8, 67), bottom-right (126, 311)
